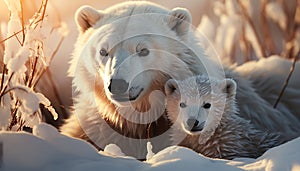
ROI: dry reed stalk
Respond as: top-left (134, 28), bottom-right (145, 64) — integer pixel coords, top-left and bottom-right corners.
top-left (1, 0), bottom-right (62, 130)
top-left (237, 0), bottom-right (266, 57)
top-left (274, 51), bottom-right (300, 108)
top-left (20, 0), bottom-right (25, 46)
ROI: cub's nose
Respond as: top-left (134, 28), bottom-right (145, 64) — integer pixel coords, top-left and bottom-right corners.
top-left (187, 118), bottom-right (199, 129)
top-left (108, 79), bottom-right (129, 95)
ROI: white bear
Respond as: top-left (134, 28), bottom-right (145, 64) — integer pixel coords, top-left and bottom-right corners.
top-left (61, 1), bottom-right (220, 159)
top-left (165, 75), bottom-right (280, 159)
top-left (60, 1), bottom-right (300, 159)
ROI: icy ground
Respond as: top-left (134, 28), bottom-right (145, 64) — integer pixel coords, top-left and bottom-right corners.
top-left (0, 123), bottom-right (299, 171)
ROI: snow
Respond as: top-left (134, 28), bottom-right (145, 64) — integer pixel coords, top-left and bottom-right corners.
top-left (0, 123), bottom-right (299, 171)
top-left (103, 144), bottom-right (126, 157)
top-left (0, 107), bottom-right (10, 129)
top-left (241, 139), bottom-right (300, 171)
top-left (146, 141), bottom-right (155, 160)
top-left (35, 93), bottom-right (58, 120)
top-left (0, 86), bottom-right (58, 129)
top-left (3, 0), bottom-right (22, 65)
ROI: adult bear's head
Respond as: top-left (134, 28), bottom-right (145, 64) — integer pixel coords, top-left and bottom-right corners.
top-left (71, 1), bottom-right (215, 110)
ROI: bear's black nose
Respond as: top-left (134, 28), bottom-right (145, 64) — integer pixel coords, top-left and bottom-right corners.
top-left (187, 119), bottom-right (199, 129)
top-left (108, 79), bottom-right (129, 95)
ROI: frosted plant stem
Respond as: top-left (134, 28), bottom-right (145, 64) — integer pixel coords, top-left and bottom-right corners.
top-left (274, 51), bottom-right (300, 108)
top-left (40, 0), bottom-right (48, 23)
top-left (20, 0), bottom-right (25, 46)
top-left (27, 56), bottom-right (38, 88)
top-left (0, 87), bottom-right (27, 99)
top-left (7, 100), bottom-right (19, 131)
top-left (13, 31), bottom-right (22, 46)
top-left (32, 35), bottom-right (64, 87)
top-left (16, 119), bottom-right (25, 131)
top-left (0, 72), bottom-right (14, 104)
top-left (0, 64), bottom-right (6, 93)
top-left (0, 18), bottom-right (40, 45)
top-left (0, 0), bottom-right (47, 45)
top-left (0, 30), bottom-right (23, 45)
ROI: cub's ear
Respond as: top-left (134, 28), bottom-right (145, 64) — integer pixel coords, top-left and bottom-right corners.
top-left (75, 6), bottom-right (104, 33)
top-left (223, 79), bottom-right (237, 97)
top-left (166, 8), bottom-right (192, 39)
top-left (165, 79), bottom-right (179, 96)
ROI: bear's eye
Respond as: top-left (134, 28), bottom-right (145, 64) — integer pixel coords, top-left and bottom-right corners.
top-left (137, 48), bottom-right (150, 57)
top-left (179, 102), bottom-right (187, 108)
top-left (203, 103), bottom-right (211, 109)
top-left (100, 48), bottom-right (109, 57)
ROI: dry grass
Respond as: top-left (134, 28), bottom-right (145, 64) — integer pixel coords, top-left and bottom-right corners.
top-left (0, 0), bottom-right (66, 131)
top-left (198, 0), bottom-right (300, 108)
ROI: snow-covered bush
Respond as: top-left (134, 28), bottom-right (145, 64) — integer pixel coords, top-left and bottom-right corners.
top-left (0, 0), bottom-right (68, 130)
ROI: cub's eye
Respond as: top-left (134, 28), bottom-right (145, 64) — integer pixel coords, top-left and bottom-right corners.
top-left (179, 102), bottom-right (187, 108)
top-left (137, 48), bottom-right (149, 57)
top-left (100, 48), bottom-right (109, 57)
top-left (203, 103), bottom-right (211, 109)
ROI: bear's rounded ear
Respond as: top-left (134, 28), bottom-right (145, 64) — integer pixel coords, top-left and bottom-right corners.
top-left (165, 79), bottom-right (179, 96)
top-left (166, 8), bottom-right (192, 39)
top-left (223, 79), bottom-right (237, 97)
top-left (75, 6), bottom-right (104, 33)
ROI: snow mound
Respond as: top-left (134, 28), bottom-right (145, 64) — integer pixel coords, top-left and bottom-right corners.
top-left (0, 123), bottom-right (299, 171)
top-left (103, 144), bottom-right (126, 157)
top-left (241, 138), bottom-right (300, 171)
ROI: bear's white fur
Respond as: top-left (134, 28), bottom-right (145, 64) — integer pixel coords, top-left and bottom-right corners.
top-left (61, 1), bottom-right (221, 159)
top-left (165, 75), bottom-right (280, 159)
top-left (61, 1), bottom-right (300, 159)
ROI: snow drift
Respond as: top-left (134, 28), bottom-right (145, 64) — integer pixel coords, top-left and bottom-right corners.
top-left (0, 123), bottom-right (299, 171)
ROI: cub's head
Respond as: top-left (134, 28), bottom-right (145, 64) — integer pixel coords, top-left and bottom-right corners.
top-left (70, 2), bottom-right (210, 109)
top-left (165, 75), bottom-right (237, 142)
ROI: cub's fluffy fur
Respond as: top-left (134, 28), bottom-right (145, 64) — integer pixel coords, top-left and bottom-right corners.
top-left (165, 75), bottom-right (280, 159)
